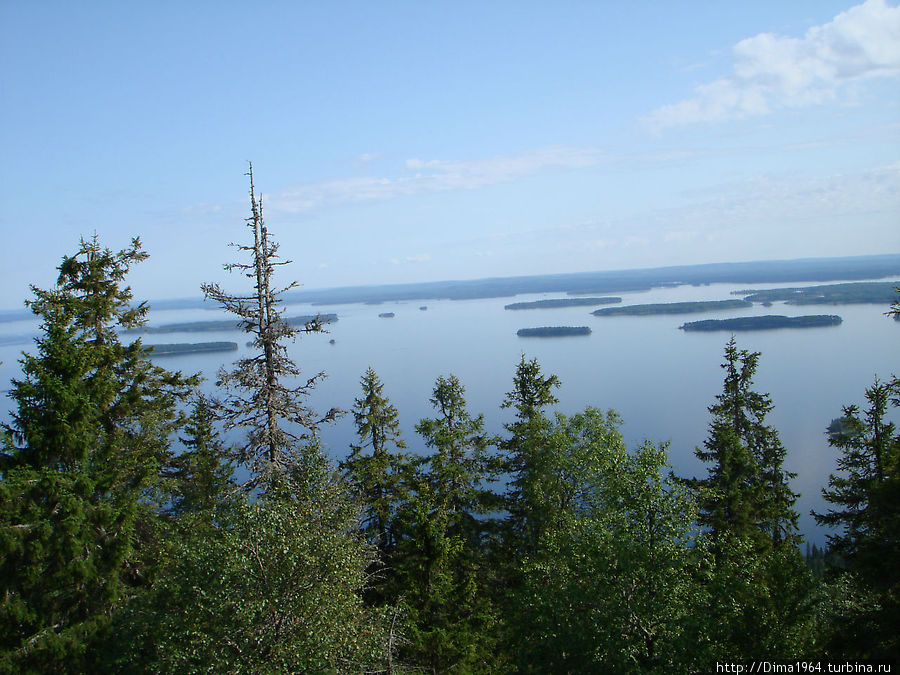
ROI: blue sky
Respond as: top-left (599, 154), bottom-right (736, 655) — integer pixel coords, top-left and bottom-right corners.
top-left (1, 0), bottom-right (898, 309)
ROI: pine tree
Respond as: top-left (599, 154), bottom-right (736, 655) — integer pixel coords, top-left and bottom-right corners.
top-left (201, 164), bottom-right (339, 485)
top-left (0, 236), bottom-right (197, 672)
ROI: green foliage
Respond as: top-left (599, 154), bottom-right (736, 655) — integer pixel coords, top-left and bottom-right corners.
top-left (165, 395), bottom-right (234, 521)
top-left (392, 374), bottom-right (501, 672)
top-left (341, 367), bottom-right (407, 553)
top-left (814, 379), bottom-right (900, 658)
top-left (501, 356), bottom-right (560, 556)
top-left (108, 468), bottom-right (395, 673)
top-left (694, 337), bottom-right (800, 554)
top-left (698, 538), bottom-right (819, 661)
top-left (512, 413), bottom-right (704, 673)
top-left (593, 298), bottom-right (751, 316)
top-left (0, 236), bottom-right (197, 672)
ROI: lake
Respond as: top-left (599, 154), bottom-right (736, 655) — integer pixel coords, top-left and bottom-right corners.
top-left (1, 279), bottom-right (897, 546)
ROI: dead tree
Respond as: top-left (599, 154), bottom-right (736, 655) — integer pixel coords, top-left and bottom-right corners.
top-left (202, 164), bottom-right (340, 484)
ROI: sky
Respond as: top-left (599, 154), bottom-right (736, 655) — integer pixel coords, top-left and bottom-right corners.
top-left (1, 0), bottom-right (898, 309)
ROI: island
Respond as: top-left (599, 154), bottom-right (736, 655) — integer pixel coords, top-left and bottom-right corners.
top-left (378, 312), bottom-right (395, 318)
top-left (505, 297), bottom-right (621, 310)
top-left (593, 299), bottom-right (752, 316)
top-left (130, 314), bottom-right (337, 334)
top-left (146, 341), bottom-right (238, 356)
top-left (517, 326), bottom-right (592, 338)
top-left (736, 281), bottom-right (899, 305)
top-left (419, 306), bottom-right (428, 311)
top-left (679, 315), bottom-right (842, 331)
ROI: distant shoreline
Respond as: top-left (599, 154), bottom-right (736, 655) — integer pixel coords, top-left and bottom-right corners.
top-left (2, 255), bottom-right (898, 316)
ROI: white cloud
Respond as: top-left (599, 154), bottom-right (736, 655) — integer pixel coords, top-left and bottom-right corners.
top-left (269, 146), bottom-right (607, 213)
top-left (387, 253), bottom-right (432, 265)
top-left (645, 0), bottom-right (900, 130)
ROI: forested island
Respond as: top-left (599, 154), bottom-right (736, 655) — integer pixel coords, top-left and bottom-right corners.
top-left (592, 299), bottom-right (752, 316)
top-left (517, 326), bottom-right (592, 337)
top-left (680, 315), bottom-right (842, 331)
top-left (736, 281), bottom-right (899, 305)
top-left (146, 341), bottom-right (238, 355)
top-left (504, 297), bottom-right (621, 310)
top-left (129, 313), bottom-right (337, 333)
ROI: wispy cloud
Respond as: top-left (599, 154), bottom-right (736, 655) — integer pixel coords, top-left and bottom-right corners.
top-left (645, 0), bottom-right (900, 131)
top-left (268, 146), bottom-right (607, 213)
top-left (389, 253), bottom-right (432, 265)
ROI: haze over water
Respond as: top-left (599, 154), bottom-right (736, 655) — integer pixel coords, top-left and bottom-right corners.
top-left (3, 279), bottom-right (895, 546)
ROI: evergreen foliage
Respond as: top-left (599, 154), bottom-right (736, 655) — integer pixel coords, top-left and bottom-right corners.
top-left (0, 236), bottom-right (196, 672)
top-left (814, 378), bottom-right (900, 658)
top-left (165, 395), bottom-right (235, 521)
top-left (694, 337), bottom-right (800, 555)
top-left (393, 375), bottom-right (501, 672)
top-left (501, 355), bottom-right (560, 557)
top-left (341, 367), bottom-right (407, 555)
top-left (1, 221), bottom-right (896, 670)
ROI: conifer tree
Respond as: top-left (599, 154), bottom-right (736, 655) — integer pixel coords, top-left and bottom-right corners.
top-left (692, 339), bottom-right (814, 661)
top-left (341, 367), bottom-right (407, 558)
top-left (501, 355), bottom-right (560, 556)
top-left (202, 164), bottom-right (339, 484)
top-left (393, 374), bottom-right (500, 672)
top-left (694, 337), bottom-right (799, 554)
top-left (814, 379), bottom-right (899, 658)
top-left (166, 395), bottom-right (234, 520)
top-left (0, 236), bottom-right (196, 672)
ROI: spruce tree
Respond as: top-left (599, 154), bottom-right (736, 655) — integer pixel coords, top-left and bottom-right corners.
top-left (201, 164), bottom-right (339, 484)
top-left (692, 339), bottom-right (814, 661)
top-left (0, 236), bottom-right (196, 672)
top-left (341, 368), bottom-right (408, 568)
top-left (694, 337), bottom-right (799, 554)
top-left (393, 374), bottom-right (500, 672)
top-left (166, 395), bottom-right (234, 521)
top-left (501, 355), bottom-right (560, 557)
top-left (814, 379), bottom-right (899, 658)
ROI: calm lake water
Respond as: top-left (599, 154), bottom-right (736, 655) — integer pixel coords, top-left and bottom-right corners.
top-left (2, 280), bottom-right (897, 546)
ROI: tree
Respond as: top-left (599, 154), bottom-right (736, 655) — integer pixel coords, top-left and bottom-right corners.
top-left (694, 337), bottom-right (799, 555)
top-left (341, 367), bottom-right (407, 555)
top-left (165, 395), bottom-right (234, 521)
top-left (202, 165), bottom-right (339, 484)
top-left (107, 465), bottom-right (396, 673)
top-left (392, 374), bottom-right (501, 672)
top-left (692, 339), bottom-right (815, 661)
top-left (501, 355), bottom-right (560, 557)
top-left (0, 236), bottom-right (196, 672)
top-left (512, 411), bottom-right (704, 673)
top-left (814, 378), bottom-right (900, 658)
